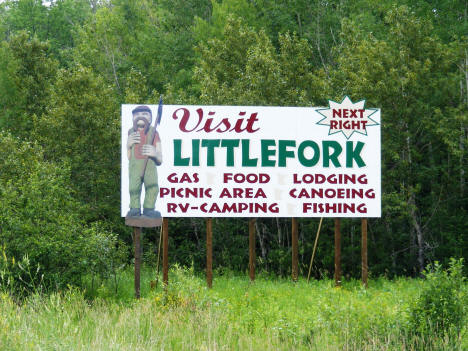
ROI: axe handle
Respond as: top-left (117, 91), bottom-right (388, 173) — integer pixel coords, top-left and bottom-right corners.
top-left (139, 129), bottom-right (157, 180)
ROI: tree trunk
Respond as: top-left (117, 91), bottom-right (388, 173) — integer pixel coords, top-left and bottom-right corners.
top-left (191, 218), bottom-right (200, 247)
top-left (461, 50), bottom-right (467, 196)
top-left (460, 123), bottom-right (465, 197)
top-left (405, 122), bottom-right (425, 273)
top-left (276, 218), bottom-right (282, 246)
top-left (409, 192), bottom-right (425, 273)
top-left (255, 221), bottom-right (267, 263)
top-left (315, 6), bottom-right (329, 77)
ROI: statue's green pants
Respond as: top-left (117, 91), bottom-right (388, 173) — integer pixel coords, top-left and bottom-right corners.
top-left (129, 158), bottom-right (158, 209)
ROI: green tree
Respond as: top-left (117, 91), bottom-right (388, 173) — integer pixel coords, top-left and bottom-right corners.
top-left (46, 0), bottom-right (93, 64)
top-left (195, 17), bottom-right (325, 106)
top-left (1, 0), bottom-right (47, 37)
top-left (330, 6), bottom-right (467, 273)
top-left (0, 31), bottom-right (57, 138)
top-left (34, 65), bottom-right (120, 223)
top-left (74, 0), bottom-right (211, 99)
top-left (0, 0), bottom-right (92, 64)
top-left (193, 0), bottom-right (264, 43)
top-left (0, 132), bottom-right (124, 290)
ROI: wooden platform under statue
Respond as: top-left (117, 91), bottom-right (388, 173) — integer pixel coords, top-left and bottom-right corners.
top-left (125, 216), bottom-right (162, 227)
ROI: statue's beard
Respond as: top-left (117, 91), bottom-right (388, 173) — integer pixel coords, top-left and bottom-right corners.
top-left (133, 117), bottom-right (150, 133)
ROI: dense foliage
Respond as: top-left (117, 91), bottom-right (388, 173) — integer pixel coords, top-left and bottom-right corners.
top-left (409, 258), bottom-right (467, 338)
top-left (0, 0), bottom-right (466, 287)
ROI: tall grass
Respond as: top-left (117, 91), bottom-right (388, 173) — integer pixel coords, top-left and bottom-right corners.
top-left (1, 266), bottom-right (466, 350)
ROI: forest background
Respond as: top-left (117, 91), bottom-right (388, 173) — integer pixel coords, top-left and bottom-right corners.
top-left (0, 0), bottom-right (466, 292)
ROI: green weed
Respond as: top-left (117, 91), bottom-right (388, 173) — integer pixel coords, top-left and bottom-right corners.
top-left (409, 258), bottom-right (467, 340)
top-left (0, 267), bottom-right (466, 350)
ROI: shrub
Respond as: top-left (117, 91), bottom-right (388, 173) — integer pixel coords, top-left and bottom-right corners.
top-left (409, 258), bottom-right (467, 339)
top-left (0, 132), bottom-right (127, 294)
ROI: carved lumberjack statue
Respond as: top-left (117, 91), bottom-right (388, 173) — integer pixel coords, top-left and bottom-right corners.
top-left (126, 100), bottom-right (163, 218)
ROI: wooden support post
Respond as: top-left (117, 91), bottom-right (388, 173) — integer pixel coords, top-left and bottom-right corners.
top-left (133, 227), bottom-right (141, 299)
top-left (292, 218), bottom-right (299, 282)
top-left (206, 218), bottom-right (213, 288)
top-left (362, 218), bottom-right (368, 288)
top-left (249, 218), bottom-right (256, 282)
top-left (334, 218), bottom-right (341, 287)
top-left (162, 218), bottom-right (169, 287)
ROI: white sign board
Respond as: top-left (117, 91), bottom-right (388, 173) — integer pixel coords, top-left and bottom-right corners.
top-left (121, 98), bottom-right (381, 217)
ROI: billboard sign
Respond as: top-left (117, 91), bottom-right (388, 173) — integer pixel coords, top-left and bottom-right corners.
top-left (121, 97), bottom-right (381, 218)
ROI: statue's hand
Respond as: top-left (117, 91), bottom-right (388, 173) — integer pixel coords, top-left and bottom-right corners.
top-left (127, 132), bottom-right (140, 149)
top-left (142, 144), bottom-right (162, 164)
